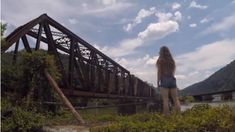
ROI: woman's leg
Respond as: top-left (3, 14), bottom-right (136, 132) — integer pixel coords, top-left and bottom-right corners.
top-left (169, 88), bottom-right (181, 113)
top-left (160, 88), bottom-right (170, 116)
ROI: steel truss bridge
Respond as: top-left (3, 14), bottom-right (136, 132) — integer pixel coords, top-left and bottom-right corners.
top-left (2, 14), bottom-right (157, 104)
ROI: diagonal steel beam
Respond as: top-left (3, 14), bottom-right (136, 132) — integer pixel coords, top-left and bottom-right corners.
top-left (43, 21), bottom-right (70, 89)
top-left (21, 35), bottom-right (32, 52)
top-left (12, 40), bottom-right (19, 64)
top-left (2, 14), bottom-right (48, 52)
top-left (35, 23), bottom-right (43, 50)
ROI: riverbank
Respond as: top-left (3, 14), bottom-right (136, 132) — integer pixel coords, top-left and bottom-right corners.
top-left (90, 104), bottom-right (235, 132)
top-left (181, 101), bottom-right (235, 111)
top-left (42, 104), bottom-right (235, 132)
top-left (2, 98), bottom-right (235, 131)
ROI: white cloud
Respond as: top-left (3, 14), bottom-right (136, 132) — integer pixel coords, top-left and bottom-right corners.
top-left (155, 12), bottom-right (173, 22)
top-left (174, 11), bottom-right (182, 21)
top-left (189, 1), bottom-right (208, 9)
top-left (99, 38), bottom-right (143, 58)
top-left (2, 0), bottom-right (133, 27)
top-left (99, 11), bottom-right (180, 58)
top-left (124, 7), bottom-right (156, 32)
top-left (203, 14), bottom-right (235, 34)
top-left (100, 39), bottom-right (235, 88)
top-left (172, 3), bottom-right (181, 11)
top-left (176, 39), bottom-right (235, 71)
top-left (116, 54), bottom-right (158, 86)
top-left (188, 71), bottom-right (199, 76)
top-left (187, 16), bottom-right (191, 20)
top-left (40, 43), bottom-right (48, 50)
top-left (146, 56), bottom-right (158, 65)
top-left (176, 39), bottom-right (235, 88)
top-left (155, 11), bottom-right (182, 22)
top-left (135, 8), bottom-right (156, 23)
top-left (175, 75), bottom-right (186, 80)
top-left (124, 24), bottom-right (133, 32)
top-left (138, 20), bottom-right (179, 40)
top-left (99, 0), bottom-right (116, 6)
top-left (200, 18), bottom-right (209, 24)
top-left (108, 11), bottom-right (180, 57)
top-left (85, 2), bottom-right (133, 17)
top-left (2, 0), bottom-right (76, 26)
top-left (82, 3), bottom-right (88, 8)
top-left (189, 23), bottom-right (197, 28)
top-left (68, 18), bottom-right (78, 25)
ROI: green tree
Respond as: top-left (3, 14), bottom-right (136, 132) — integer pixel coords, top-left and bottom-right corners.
top-left (1, 22), bottom-right (7, 46)
top-left (1, 51), bottom-right (62, 131)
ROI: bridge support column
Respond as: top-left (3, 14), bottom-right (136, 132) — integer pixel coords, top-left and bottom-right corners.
top-left (232, 92), bottom-right (235, 101)
top-left (117, 99), bottom-right (136, 115)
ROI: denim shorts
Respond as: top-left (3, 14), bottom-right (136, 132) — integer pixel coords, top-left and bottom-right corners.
top-left (160, 76), bottom-right (177, 88)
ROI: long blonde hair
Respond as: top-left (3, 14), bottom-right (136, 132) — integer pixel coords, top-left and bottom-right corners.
top-left (156, 46), bottom-right (175, 78)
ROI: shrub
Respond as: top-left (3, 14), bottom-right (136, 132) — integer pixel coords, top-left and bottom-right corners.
top-left (1, 51), bottom-right (63, 131)
top-left (90, 104), bottom-right (235, 132)
top-left (1, 99), bottom-right (46, 132)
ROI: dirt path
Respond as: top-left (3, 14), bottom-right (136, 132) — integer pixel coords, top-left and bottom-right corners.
top-left (42, 125), bottom-right (90, 132)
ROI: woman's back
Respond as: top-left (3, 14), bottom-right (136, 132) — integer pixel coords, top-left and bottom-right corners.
top-left (157, 46), bottom-right (175, 79)
top-left (156, 46), bottom-right (180, 116)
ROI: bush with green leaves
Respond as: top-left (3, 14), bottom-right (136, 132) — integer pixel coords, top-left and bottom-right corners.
top-left (1, 98), bottom-right (46, 131)
top-left (1, 22), bottom-right (7, 45)
top-left (20, 51), bottom-right (61, 81)
top-left (2, 50), bottom-right (61, 104)
top-left (179, 96), bottom-right (195, 104)
top-left (1, 51), bottom-right (62, 131)
top-left (90, 104), bottom-right (235, 132)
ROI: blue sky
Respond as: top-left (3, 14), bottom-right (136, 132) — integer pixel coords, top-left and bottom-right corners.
top-left (2, 0), bottom-right (235, 89)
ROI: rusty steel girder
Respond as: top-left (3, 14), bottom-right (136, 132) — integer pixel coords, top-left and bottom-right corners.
top-left (2, 14), bottom-right (157, 99)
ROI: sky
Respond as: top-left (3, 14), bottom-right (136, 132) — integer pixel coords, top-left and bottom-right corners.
top-left (1, 0), bottom-right (235, 89)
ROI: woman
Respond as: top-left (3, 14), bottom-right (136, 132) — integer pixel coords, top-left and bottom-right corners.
top-left (156, 46), bottom-right (181, 116)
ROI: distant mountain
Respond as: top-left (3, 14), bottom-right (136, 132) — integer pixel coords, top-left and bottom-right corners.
top-left (180, 60), bottom-right (235, 96)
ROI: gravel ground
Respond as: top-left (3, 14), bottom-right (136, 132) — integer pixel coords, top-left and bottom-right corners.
top-left (42, 125), bottom-right (90, 132)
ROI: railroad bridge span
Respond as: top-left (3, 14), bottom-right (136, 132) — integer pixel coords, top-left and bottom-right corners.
top-left (2, 14), bottom-right (159, 118)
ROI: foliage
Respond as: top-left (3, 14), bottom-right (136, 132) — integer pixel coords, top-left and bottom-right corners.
top-left (1, 98), bottom-right (77, 131)
top-left (78, 107), bottom-right (118, 124)
top-left (20, 51), bottom-right (61, 80)
top-left (90, 104), bottom-right (235, 132)
top-left (1, 59), bottom-right (24, 96)
top-left (1, 22), bottom-right (7, 46)
top-left (1, 98), bottom-right (46, 132)
top-left (180, 96), bottom-right (195, 104)
top-left (1, 51), bottom-right (62, 131)
top-left (2, 50), bottom-right (61, 99)
top-left (44, 108), bottom-right (76, 125)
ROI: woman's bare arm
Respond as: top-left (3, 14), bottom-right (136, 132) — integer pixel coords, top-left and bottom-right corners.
top-left (157, 64), bottom-right (161, 87)
top-left (157, 71), bottom-right (160, 87)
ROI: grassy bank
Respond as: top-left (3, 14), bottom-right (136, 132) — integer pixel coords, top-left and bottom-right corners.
top-left (90, 104), bottom-right (235, 132)
top-left (2, 98), bottom-right (235, 132)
